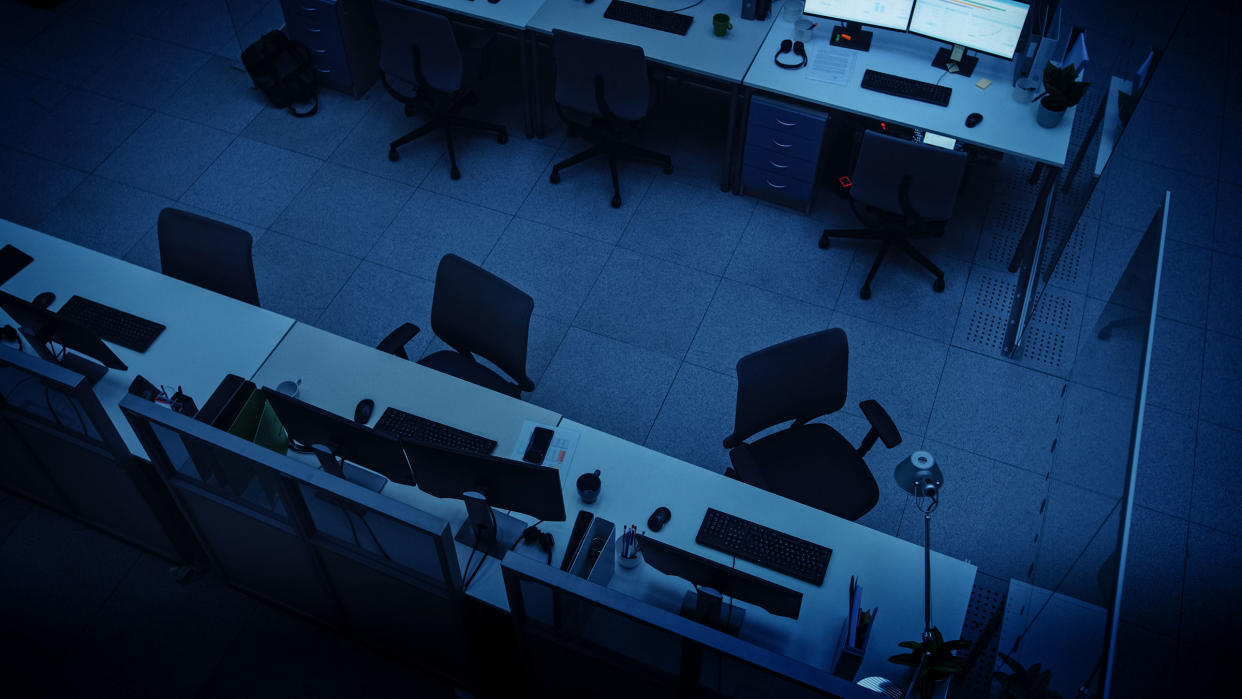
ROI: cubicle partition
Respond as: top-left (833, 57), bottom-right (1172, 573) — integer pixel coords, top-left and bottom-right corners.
top-left (120, 395), bottom-right (478, 688)
top-left (501, 554), bottom-right (876, 699)
top-left (0, 346), bottom-right (198, 563)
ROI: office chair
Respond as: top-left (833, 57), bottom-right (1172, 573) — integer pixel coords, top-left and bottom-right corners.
top-left (722, 329), bottom-right (902, 521)
top-left (377, 254), bottom-right (536, 398)
top-left (819, 130), bottom-right (967, 299)
top-left (548, 30), bottom-right (672, 208)
top-left (157, 208), bottom-right (260, 306)
top-left (373, 0), bottom-right (508, 180)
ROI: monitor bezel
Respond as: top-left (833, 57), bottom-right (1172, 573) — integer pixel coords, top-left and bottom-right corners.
top-left (907, 0), bottom-right (1030, 61)
top-left (802, 0), bottom-right (916, 33)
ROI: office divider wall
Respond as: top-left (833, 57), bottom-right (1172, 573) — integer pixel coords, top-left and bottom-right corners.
top-left (0, 346), bottom-right (196, 563)
top-left (120, 395), bottom-right (477, 688)
top-left (501, 554), bottom-right (876, 699)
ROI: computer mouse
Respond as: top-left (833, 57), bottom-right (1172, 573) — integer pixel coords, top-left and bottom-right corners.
top-left (488, 0), bottom-right (500, 3)
top-left (33, 291), bottom-right (55, 308)
top-left (647, 506), bottom-right (671, 532)
top-left (354, 398), bottom-right (374, 424)
top-left (965, 113), bottom-right (983, 128)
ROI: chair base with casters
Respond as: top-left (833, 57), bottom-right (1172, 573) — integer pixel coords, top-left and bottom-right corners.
top-left (382, 73), bottom-right (508, 180)
top-left (549, 125), bottom-right (673, 208)
top-left (818, 213), bottom-right (947, 300)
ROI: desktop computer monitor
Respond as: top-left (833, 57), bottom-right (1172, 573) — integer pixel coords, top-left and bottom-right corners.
top-left (401, 439), bottom-right (566, 557)
top-left (638, 534), bottom-right (802, 634)
top-left (803, 0), bottom-right (915, 51)
top-left (0, 290), bottom-right (127, 382)
top-left (909, 0), bottom-right (1029, 75)
top-left (262, 387), bottom-right (414, 488)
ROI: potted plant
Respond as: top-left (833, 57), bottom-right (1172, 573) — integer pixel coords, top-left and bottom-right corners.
top-left (1035, 62), bottom-right (1090, 128)
top-left (888, 627), bottom-right (972, 699)
top-left (994, 653), bottom-right (1062, 699)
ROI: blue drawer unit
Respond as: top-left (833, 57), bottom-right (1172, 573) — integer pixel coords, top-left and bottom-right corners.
top-left (281, 0), bottom-right (379, 98)
top-left (741, 95), bottom-right (829, 211)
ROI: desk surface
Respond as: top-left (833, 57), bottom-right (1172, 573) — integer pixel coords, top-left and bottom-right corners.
top-left (0, 220), bottom-right (295, 458)
top-left (398, 0), bottom-right (547, 31)
top-left (528, 0), bottom-right (778, 83)
top-left (745, 16), bottom-right (1075, 166)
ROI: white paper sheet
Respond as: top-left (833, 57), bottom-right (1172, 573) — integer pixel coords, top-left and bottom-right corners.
top-left (807, 45), bottom-right (857, 85)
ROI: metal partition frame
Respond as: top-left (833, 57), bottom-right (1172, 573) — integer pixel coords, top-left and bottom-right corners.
top-left (502, 554), bottom-right (878, 699)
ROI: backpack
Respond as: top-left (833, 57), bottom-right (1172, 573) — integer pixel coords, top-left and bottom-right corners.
top-left (242, 31), bottom-right (319, 117)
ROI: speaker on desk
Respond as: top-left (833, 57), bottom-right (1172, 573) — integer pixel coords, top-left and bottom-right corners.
top-left (741, 0), bottom-right (756, 20)
top-left (756, 0), bottom-right (770, 20)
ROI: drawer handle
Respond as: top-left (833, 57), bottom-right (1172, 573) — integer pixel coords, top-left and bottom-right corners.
top-left (316, 68), bottom-right (332, 73)
top-left (766, 179), bottom-right (787, 190)
top-left (312, 48), bottom-right (327, 53)
top-left (307, 27), bottom-right (322, 32)
top-left (776, 118), bottom-right (797, 127)
top-left (768, 160), bottom-right (789, 169)
top-left (772, 139), bottom-right (792, 149)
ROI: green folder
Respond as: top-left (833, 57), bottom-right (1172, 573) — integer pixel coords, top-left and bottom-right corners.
top-left (227, 389), bottom-right (290, 455)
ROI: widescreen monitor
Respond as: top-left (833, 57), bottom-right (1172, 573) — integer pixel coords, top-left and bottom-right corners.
top-left (909, 0), bottom-right (1029, 59)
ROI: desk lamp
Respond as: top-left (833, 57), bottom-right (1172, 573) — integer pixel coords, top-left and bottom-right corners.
top-left (894, 451), bottom-right (943, 646)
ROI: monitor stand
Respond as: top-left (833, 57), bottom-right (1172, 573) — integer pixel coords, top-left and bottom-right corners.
top-left (456, 490), bottom-right (526, 558)
top-left (830, 22), bottom-right (872, 52)
top-left (22, 328), bottom-right (107, 385)
top-left (682, 586), bottom-right (745, 635)
top-left (932, 44), bottom-right (978, 77)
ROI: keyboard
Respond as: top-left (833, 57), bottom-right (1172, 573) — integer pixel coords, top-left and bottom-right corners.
top-left (56, 295), bottom-right (166, 353)
top-left (375, 407), bottom-right (498, 455)
top-left (603, 0), bottom-right (693, 36)
top-left (860, 69), bottom-right (952, 107)
top-left (696, 508), bottom-right (832, 585)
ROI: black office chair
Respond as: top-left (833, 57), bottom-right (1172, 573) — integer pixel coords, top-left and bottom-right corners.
top-left (819, 130), bottom-right (967, 299)
top-left (548, 30), bottom-right (672, 208)
top-left (722, 329), bottom-right (902, 521)
top-left (373, 0), bottom-right (508, 180)
top-left (157, 208), bottom-right (260, 306)
top-left (377, 254), bottom-right (536, 398)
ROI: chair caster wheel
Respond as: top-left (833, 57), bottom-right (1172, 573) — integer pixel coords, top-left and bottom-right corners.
top-left (498, 132), bottom-right (509, 144)
top-left (549, 171), bottom-right (561, 184)
top-left (611, 195), bottom-right (622, 209)
top-left (662, 163), bottom-right (673, 175)
top-left (388, 148), bottom-right (399, 162)
top-left (933, 278), bottom-right (945, 292)
top-left (818, 232), bottom-right (830, 249)
top-left (860, 287), bottom-right (871, 300)
top-left (450, 167), bottom-right (461, 180)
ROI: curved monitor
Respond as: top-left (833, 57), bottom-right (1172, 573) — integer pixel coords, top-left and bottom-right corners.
top-left (803, 0), bottom-right (915, 32)
top-left (909, 0), bottom-right (1030, 59)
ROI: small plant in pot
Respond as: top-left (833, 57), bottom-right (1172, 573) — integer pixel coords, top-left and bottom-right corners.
top-left (889, 627), bottom-right (972, 699)
top-left (994, 652), bottom-right (1062, 699)
top-left (1035, 62), bottom-right (1090, 128)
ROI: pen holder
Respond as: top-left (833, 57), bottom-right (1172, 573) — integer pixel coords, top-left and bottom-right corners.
top-left (832, 618), bottom-right (868, 681)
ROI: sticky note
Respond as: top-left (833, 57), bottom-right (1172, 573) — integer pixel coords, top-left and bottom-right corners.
top-left (976, 78), bottom-right (992, 90)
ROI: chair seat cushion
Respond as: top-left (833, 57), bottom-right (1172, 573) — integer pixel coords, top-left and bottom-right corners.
top-left (418, 350), bottom-right (520, 398)
top-left (729, 423), bottom-right (879, 521)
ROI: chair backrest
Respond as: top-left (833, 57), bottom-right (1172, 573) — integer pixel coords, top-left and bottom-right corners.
top-left (373, 0), bottom-right (463, 92)
top-left (430, 254), bottom-right (535, 392)
top-left (157, 208), bottom-right (260, 306)
top-left (723, 329), bottom-right (849, 449)
top-left (552, 29), bottom-right (650, 121)
top-left (850, 130), bottom-right (967, 222)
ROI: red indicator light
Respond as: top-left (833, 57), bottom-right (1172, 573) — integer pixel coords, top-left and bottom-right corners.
top-left (838, 176), bottom-right (852, 188)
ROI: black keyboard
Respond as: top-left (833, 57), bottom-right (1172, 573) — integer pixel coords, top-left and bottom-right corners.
top-left (696, 508), bottom-right (832, 585)
top-left (56, 295), bottom-right (166, 353)
top-left (603, 0), bottom-right (693, 36)
top-left (375, 407), bottom-right (498, 455)
top-left (860, 69), bottom-right (952, 107)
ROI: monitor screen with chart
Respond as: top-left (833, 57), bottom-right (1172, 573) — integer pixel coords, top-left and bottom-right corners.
top-left (909, 0), bottom-right (1029, 59)
top-left (802, 0), bottom-right (916, 32)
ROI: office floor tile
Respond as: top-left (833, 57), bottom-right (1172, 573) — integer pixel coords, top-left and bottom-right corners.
top-left (421, 134), bottom-right (555, 215)
top-left (242, 91), bottom-right (376, 160)
top-left (482, 217), bottom-right (611, 324)
top-left (251, 231), bottom-right (360, 325)
top-left (1219, 120), bottom-right (1242, 187)
top-left (1070, 296), bottom-right (1147, 400)
top-left (1134, 405), bottom-right (1196, 520)
top-left (619, 178), bottom-right (756, 276)
top-left (833, 251), bottom-right (970, 344)
top-left (1214, 179), bottom-right (1242, 256)
top-left (0, 495), bottom-right (33, 549)
top-left (1042, 216), bottom-right (1099, 299)
top-left (1153, 238), bottom-right (1212, 327)
top-left (1087, 220), bottom-right (1146, 303)
top-left (1190, 421), bottom-right (1242, 536)
top-left (1115, 100), bottom-right (1221, 181)
top-left (684, 278), bottom-right (833, 377)
top-left (901, 439), bottom-right (1045, 584)
top-left (96, 113), bottom-right (235, 200)
top-left (0, 148), bottom-right (87, 229)
top-left (160, 55), bottom-right (268, 134)
top-left (180, 137), bottom-right (322, 228)
top-left (1029, 478), bottom-right (1119, 604)
top-left (0, 639), bottom-right (146, 699)
top-left (1180, 523), bottom-right (1242, 646)
top-left (1145, 317), bottom-right (1204, 418)
top-left (368, 189), bottom-right (511, 282)
top-left (10, 17), bottom-right (126, 86)
top-left (271, 163), bottom-right (413, 258)
top-left (60, 0), bottom-right (172, 31)
top-left (0, 2), bottom-right (55, 65)
top-left (1118, 505), bottom-right (1188, 638)
top-left (643, 362), bottom-right (737, 475)
top-left (532, 328), bottom-right (680, 444)
top-left (831, 312), bottom-right (950, 438)
top-left (137, 0), bottom-right (235, 54)
top-left (1141, 48), bottom-right (1225, 118)
top-left (1050, 383), bottom-right (1134, 498)
top-left (0, 67), bottom-right (72, 151)
top-left (1109, 623), bottom-right (1182, 699)
top-left (574, 247), bottom-right (719, 359)
top-left (66, 553), bottom-right (257, 698)
top-left (723, 201), bottom-right (854, 309)
top-left (17, 89), bottom-right (152, 172)
top-left (927, 348), bottom-right (1063, 476)
top-left (327, 97), bottom-right (444, 187)
top-left (89, 34), bottom-right (210, 110)
top-left (314, 261), bottom-right (436, 358)
top-left (1207, 251), bottom-right (1242, 338)
top-left (39, 175), bottom-right (174, 258)
top-left (1100, 156), bottom-right (1216, 250)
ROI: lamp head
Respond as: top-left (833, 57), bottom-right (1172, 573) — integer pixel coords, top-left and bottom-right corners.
top-left (895, 451), bottom-right (943, 498)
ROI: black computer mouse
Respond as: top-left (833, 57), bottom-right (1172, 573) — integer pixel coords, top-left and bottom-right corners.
top-left (965, 112), bottom-right (983, 128)
top-left (647, 506), bottom-right (671, 532)
top-left (354, 398), bottom-right (374, 424)
top-left (33, 291), bottom-right (55, 308)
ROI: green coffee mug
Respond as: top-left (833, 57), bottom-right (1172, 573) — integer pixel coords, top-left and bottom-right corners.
top-left (713, 13), bottom-right (732, 37)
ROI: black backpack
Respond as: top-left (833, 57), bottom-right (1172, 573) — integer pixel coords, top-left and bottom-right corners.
top-left (242, 31), bottom-right (319, 117)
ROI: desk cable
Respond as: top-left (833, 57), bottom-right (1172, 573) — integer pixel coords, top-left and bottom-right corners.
top-left (670, 0), bottom-right (705, 12)
top-left (463, 508), bottom-right (499, 590)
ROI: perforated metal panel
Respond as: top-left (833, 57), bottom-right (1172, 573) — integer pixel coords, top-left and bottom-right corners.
top-left (965, 310), bottom-right (1008, 351)
top-left (1016, 286), bottom-right (1082, 375)
top-left (956, 578), bottom-right (1008, 698)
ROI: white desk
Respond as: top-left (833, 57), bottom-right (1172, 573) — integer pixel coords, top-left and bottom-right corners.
top-left (0, 220), bottom-right (295, 459)
top-left (401, 0), bottom-right (548, 31)
top-left (744, 16), bottom-right (1076, 167)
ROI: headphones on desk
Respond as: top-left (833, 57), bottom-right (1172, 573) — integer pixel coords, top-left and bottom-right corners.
top-left (511, 524), bottom-right (555, 565)
top-left (774, 40), bottom-right (808, 70)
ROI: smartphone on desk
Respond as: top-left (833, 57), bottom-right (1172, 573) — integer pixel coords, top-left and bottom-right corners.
top-left (523, 426), bottom-right (555, 464)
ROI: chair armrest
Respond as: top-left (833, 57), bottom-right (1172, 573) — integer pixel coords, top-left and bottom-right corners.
top-left (376, 323), bottom-right (420, 360)
top-left (857, 399), bottom-right (901, 457)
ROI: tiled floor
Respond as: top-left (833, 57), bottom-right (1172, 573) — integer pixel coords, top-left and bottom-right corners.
top-left (0, 0), bottom-right (1237, 696)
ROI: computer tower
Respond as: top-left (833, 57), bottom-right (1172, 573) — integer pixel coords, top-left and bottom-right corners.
top-left (741, 0), bottom-right (756, 20)
top-left (756, 0), bottom-right (771, 20)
